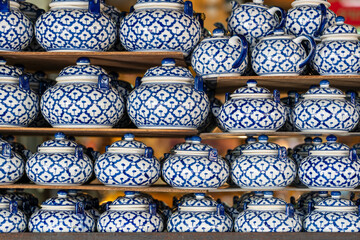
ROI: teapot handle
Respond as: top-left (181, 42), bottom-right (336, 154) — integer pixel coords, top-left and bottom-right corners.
top-left (294, 92), bottom-right (300, 104)
top-left (308, 202), bottom-right (314, 214)
top-left (194, 76), bottom-right (204, 92)
top-left (225, 92), bottom-right (231, 102)
top-left (217, 203), bottom-right (225, 216)
top-left (229, 35), bottom-right (248, 69)
top-left (208, 149), bottom-right (218, 161)
top-left (278, 146), bottom-right (287, 159)
top-left (89, 0), bottom-right (100, 16)
top-left (149, 203), bottom-right (157, 215)
top-left (75, 202), bottom-right (85, 215)
top-left (9, 200), bottom-right (18, 214)
top-left (2, 143), bottom-right (11, 158)
top-left (184, 1), bottom-right (193, 18)
top-left (98, 74), bottom-right (110, 90)
top-left (286, 203), bottom-right (295, 217)
top-left (19, 74), bottom-right (30, 91)
top-left (268, 6), bottom-right (286, 29)
top-left (316, 3), bottom-right (328, 37)
top-left (135, 77), bottom-right (142, 88)
top-left (243, 202), bottom-right (248, 211)
top-left (273, 89), bottom-right (280, 103)
top-left (75, 146), bottom-right (84, 160)
top-left (144, 147), bottom-right (154, 158)
top-left (350, 148), bottom-right (358, 162)
top-left (293, 35), bottom-right (316, 68)
top-left (0, 0), bottom-right (9, 13)
top-left (350, 92), bottom-right (356, 105)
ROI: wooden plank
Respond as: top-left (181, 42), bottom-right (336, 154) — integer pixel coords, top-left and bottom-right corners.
top-left (200, 132), bottom-right (355, 139)
top-left (209, 186), bottom-right (360, 193)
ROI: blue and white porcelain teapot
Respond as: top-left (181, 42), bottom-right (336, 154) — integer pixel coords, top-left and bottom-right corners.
top-left (0, 195), bottom-right (27, 232)
top-left (298, 135), bottom-right (360, 190)
top-left (293, 80), bottom-right (359, 132)
top-left (26, 132), bottom-right (93, 185)
top-left (231, 135), bottom-right (296, 189)
top-left (0, 142), bottom-right (24, 185)
top-left (35, 0), bottom-right (116, 51)
top-left (41, 57), bottom-right (125, 128)
top-left (95, 133), bottom-right (160, 187)
top-left (235, 191), bottom-right (302, 232)
top-left (217, 80), bottom-right (286, 133)
top-left (167, 193), bottom-right (233, 232)
top-left (191, 28), bottom-right (248, 79)
top-left (127, 58), bottom-right (210, 129)
top-left (162, 136), bottom-right (229, 189)
top-left (28, 190), bottom-right (95, 232)
top-left (313, 16), bottom-right (360, 75)
top-left (120, 0), bottom-right (201, 56)
top-left (97, 191), bottom-right (164, 232)
top-left (0, 0), bottom-right (33, 51)
top-left (304, 191), bottom-right (360, 232)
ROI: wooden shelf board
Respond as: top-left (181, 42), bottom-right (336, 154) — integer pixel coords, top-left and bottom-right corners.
top-left (0, 127), bottom-right (197, 138)
top-left (0, 51), bottom-right (186, 73)
top-left (209, 186), bottom-right (360, 193)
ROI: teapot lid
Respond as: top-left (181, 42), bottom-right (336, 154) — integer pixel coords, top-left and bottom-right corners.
top-left (141, 58), bottom-right (194, 83)
top-left (202, 28), bottom-right (229, 42)
top-left (172, 136), bottom-right (214, 154)
top-left (231, 80), bottom-right (272, 99)
top-left (179, 193), bottom-right (217, 212)
top-left (303, 80), bottom-right (345, 98)
top-left (311, 135), bottom-right (349, 152)
top-left (322, 17), bottom-right (359, 41)
top-left (134, 0), bottom-right (184, 10)
top-left (41, 190), bottom-right (77, 210)
top-left (315, 191), bottom-right (356, 211)
top-left (39, 132), bottom-right (77, 149)
top-left (247, 191), bottom-right (287, 210)
top-left (291, 0), bottom-right (331, 8)
top-left (107, 133), bottom-right (148, 154)
top-left (243, 135), bottom-right (281, 154)
top-left (293, 137), bottom-right (314, 153)
top-left (56, 57), bottom-right (108, 81)
top-left (261, 29), bottom-right (295, 41)
top-left (110, 191), bottom-right (152, 210)
top-left (0, 58), bottom-right (22, 81)
top-left (242, 0), bottom-right (269, 9)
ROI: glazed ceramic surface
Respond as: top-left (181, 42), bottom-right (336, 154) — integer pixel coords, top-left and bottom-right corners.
top-left (191, 28), bottom-right (248, 78)
top-left (26, 132), bottom-right (93, 185)
top-left (217, 80), bottom-right (286, 133)
top-left (127, 58), bottom-right (210, 129)
top-left (28, 190), bottom-right (95, 232)
top-left (313, 16), bottom-right (360, 75)
top-left (228, 136), bottom-right (257, 164)
top-left (280, 91), bottom-right (300, 132)
top-left (41, 57), bottom-right (125, 128)
top-left (299, 135), bottom-right (360, 189)
top-left (235, 191), bottom-right (302, 232)
top-left (304, 191), bottom-right (360, 232)
top-left (285, 0), bottom-right (336, 39)
top-left (162, 136), bottom-right (229, 189)
top-left (35, 0), bottom-right (116, 51)
top-left (167, 193), bottom-right (232, 232)
top-left (227, 0), bottom-right (285, 49)
top-left (0, 196), bottom-right (27, 232)
top-left (102, 3), bottom-right (124, 51)
top-left (293, 80), bottom-right (359, 132)
top-left (95, 133), bottom-right (160, 187)
top-left (252, 29), bottom-right (316, 76)
top-left (231, 135), bottom-right (296, 189)
top-left (0, 142), bottom-right (24, 185)
top-left (97, 191), bottom-right (164, 232)
top-left (120, 0), bottom-right (201, 56)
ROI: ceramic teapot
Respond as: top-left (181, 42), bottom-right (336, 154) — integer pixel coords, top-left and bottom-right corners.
top-left (313, 16), bottom-right (360, 75)
top-left (167, 193), bottom-right (232, 232)
top-left (285, 0), bottom-right (336, 39)
top-left (162, 136), bottom-right (229, 189)
top-left (28, 190), bottom-right (95, 232)
top-left (227, 0), bottom-right (285, 50)
top-left (35, 0), bottom-right (116, 51)
top-left (120, 0), bottom-right (201, 56)
top-left (304, 191), bottom-right (360, 232)
top-left (191, 28), bottom-right (248, 79)
top-left (41, 57), bottom-right (125, 128)
top-left (299, 135), bottom-right (360, 189)
top-left (217, 80), bottom-right (286, 133)
top-left (97, 191), bottom-right (164, 232)
top-left (252, 29), bottom-right (316, 76)
top-left (127, 58), bottom-right (210, 129)
top-left (95, 133), bottom-right (160, 187)
top-left (0, 195), bottom-right (27, 232)
top-left (235, 191), bottom-right (302, 232)
top-left (26, 132), bottom-right (93, 185)
top-left (293, 80), bottom-right (359, 132)
top-left (231, 135), bottom-right (296, 189)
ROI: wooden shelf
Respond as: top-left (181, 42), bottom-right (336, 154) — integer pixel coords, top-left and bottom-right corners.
top-left (209, 186), bottom-right (360, 193)
top-left (0, 51), bottom-right (186, 73)
top-left (0, 127), bottom-right (197, 138)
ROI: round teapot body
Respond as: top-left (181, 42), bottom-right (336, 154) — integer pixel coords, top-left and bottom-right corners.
top-left (127, 83), bottom-right (210, 129)
top-left (231, 154), bottom-right (296, 189)
top-left (94, 152), bottom-right (160, 187)
top-left (167, 211), bottom-right (233, 232)
top-left (28, 209), bottom-right (95, 232)
top-left (313, 40), bottom-right (360, 75)
top-left (217, 98), bottom-right (286, 133)
top-left (35, 8), bottom-right (116, 51)
top-left (26, 152), bottom-right (93, 185)
top-left (162, 154), bottom-right (229, 189)
top-left (0, 206), bottom-right (27, 232)
top-left (0, 152), bottom-right (24, 185)
top-left (41, 82), bottom-right (124, 128)
top-left (293, 98), bottom-right (359, 132)
top-left (120, 8), bottom-right (201, 56)
top-left (298, 155), bottom-right (360, 189)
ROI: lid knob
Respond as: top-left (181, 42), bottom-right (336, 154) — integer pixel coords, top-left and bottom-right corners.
top-left (331, 191), bottom-right (341, 199)
top-left (263, 191), bottom-right (273, 198)
top-left (189, 136), bottom-right (201, 144)
top-left (185, 136), bottom-right (192, 143)
top-left (54, 132), bottom-right (66, 140)
top-left (247, 80), bottom-right (257, 88)
top-left (161, 58), bottom-right (176, 67)
top-left (57, 190), bottom-right (68, 198)
top-left (125, 191), bottom-right (137, 197)
top-left (313, 137), bottom-right (322, 144)
top-left (123, 133), bottom-right (135, 141)
top-left (76, 57), bottom-right (91, 66)
top-left (258, 135), bottom-right (268, 143)
top-left (254, 191), bottom-right (263, 196)
top-left (336, 16), bottom-right (345, 25)
top-left (318, 191), bottom-right (328, 197)
top-left (0, 57), bottom-right (6, 65)
top-left (253, 0), bottom-right (264, 3)
top-left (305, 137), bottom-right (313, 143)
top-left (195, 193), bottom-right (205, 200)
top-left (320, 80), bottom-right (330, 88)
top-left (246, 136), bottom-right (257, 144)
top-left (212, 28), bottom-right (225, 37)
top-left (326, 135), bottom-right (337, 143)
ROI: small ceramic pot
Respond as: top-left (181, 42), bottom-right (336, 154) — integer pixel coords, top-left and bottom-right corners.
top-left (0, 142), bottom-right (24, 185)
top-left (217, 80), bottom-right (286, 133)
top-left (0, 195), bottom-right (27, 232)
top-left (299, 135), bottom-right (360, 190)
top-left (97, 191), bottom-right (164, 232)
top-left (95, 133), bottom-right (160, 187)
top-left (26, 132), bottom-right (93, 185)
top-left (293, 80), bottom-right (359, 132)
top-left (162, 136), bottom-right (229, 189)
top-left (120, 0), bottom-right (201, 56)
top-left (304, 191), bottom-right (360, 232)
top-left (235, 191), bottom-right (302, 232)
top-left (28, 190), bottom-right (95, 232)
top-left (167, 193), bottom-right (232, 232)
top-left (231, 135), bottom-right (296, 189)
